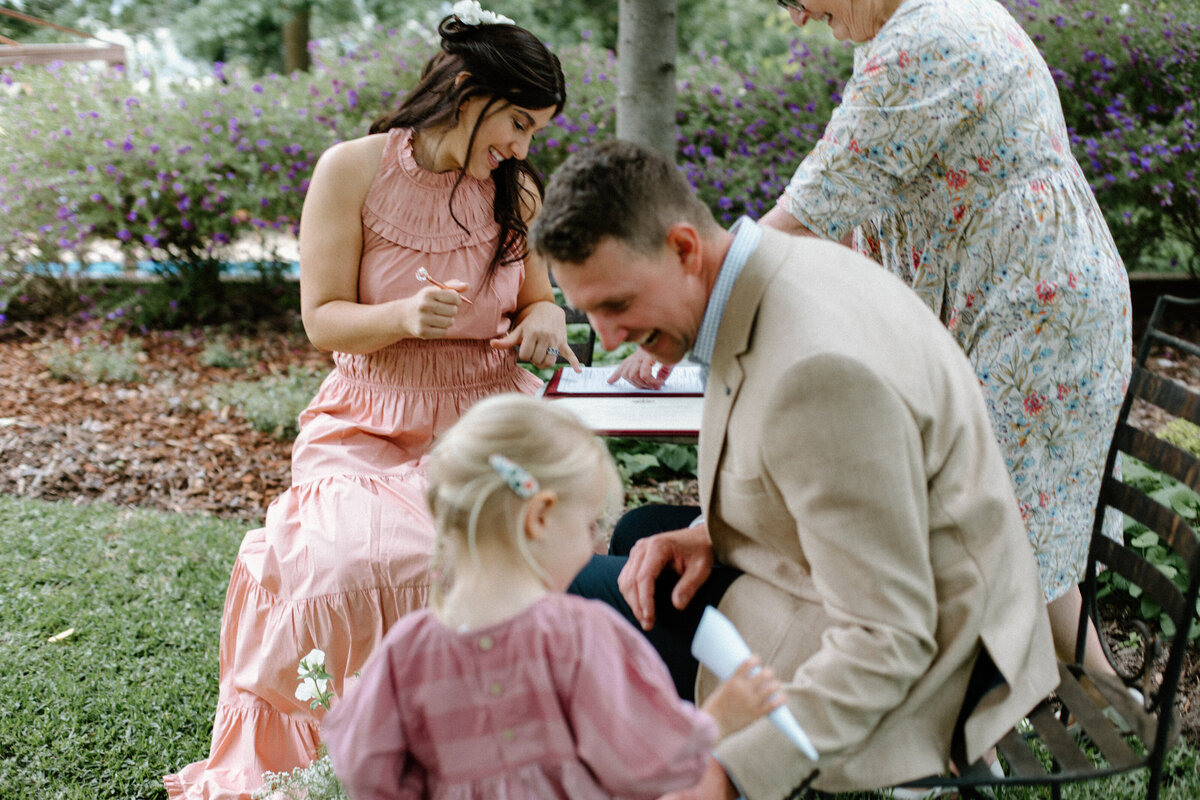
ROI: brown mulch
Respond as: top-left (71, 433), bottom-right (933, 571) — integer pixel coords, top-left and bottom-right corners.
top-left (0, 312), bottom-right (1197, 748)
top-left (0, 317), bottom-right (326, 521)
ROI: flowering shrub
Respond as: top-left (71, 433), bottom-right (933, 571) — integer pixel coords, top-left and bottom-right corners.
top-left (529, 40), bottom-right (618, 176)
top-left (673, 40), bottom-right (851, 225)
top-left (532, 36), bottom-right (854, 227)
top-left (0, 28), bottom-right (436, 275)
top-left (1004, 0), bottom-right (1200, 275)
top-left (1, 0), bottom-right (1196, 311)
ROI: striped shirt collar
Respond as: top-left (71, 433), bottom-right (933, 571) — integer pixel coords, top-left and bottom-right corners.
top-left (689, 216), bottom-right (762, 375)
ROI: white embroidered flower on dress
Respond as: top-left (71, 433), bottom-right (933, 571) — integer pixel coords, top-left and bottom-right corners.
top-left (452, 0), bottom-right (514, 26)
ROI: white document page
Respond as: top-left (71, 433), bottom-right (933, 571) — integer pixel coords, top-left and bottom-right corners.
top-left (553, 363), bottom-right (704, 395)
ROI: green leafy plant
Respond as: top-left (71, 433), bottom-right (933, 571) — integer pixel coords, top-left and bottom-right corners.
top-left (0, 269), bottom-right (91, 324)
top-left (1098, 455), bottom-right (1200, 641)
top-left (34, 333), bottom-right (145, 384)
top-left (607, 438), bottom-right (698, 483)
top-left (208, 364), bottom-right (325, 439)
top-left (199, 333), bottom-right (262, 368)
top-left (1159, 419), bottom-right (1200, 458)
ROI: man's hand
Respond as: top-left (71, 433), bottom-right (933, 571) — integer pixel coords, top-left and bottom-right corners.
top-left (609, 347), bottom-right (673, 389)
top-left (617, 523), bottom-right (713, 631)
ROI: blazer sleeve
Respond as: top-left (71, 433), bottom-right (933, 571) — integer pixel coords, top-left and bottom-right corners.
top-left (715, 353), bottom-right (940, 795)
top-left (567, 602), bottom-right (719, 798)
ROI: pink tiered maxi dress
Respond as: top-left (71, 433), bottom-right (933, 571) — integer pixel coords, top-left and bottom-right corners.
top-left (165, 128), bottom-right (543, 800)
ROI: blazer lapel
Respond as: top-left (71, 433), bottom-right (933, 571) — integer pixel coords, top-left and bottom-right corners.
top-left (697, 230), bottom-right (789, 510)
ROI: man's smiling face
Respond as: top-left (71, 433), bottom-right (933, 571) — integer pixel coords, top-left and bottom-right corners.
top-left (551, 234), bottom-right (709, 367)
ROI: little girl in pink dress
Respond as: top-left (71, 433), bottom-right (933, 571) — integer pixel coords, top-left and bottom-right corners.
top-left (322, 394), bottom-right (782, 799)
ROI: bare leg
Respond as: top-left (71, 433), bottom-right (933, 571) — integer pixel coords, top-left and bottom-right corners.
top-left (1046, 585), bottom-right (1114, 673)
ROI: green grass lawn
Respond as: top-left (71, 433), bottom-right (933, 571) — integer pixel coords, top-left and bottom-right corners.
top-left (0, 496), bottom-right (240, 799)
top-left (1, 494), bottom-right (1196, 799)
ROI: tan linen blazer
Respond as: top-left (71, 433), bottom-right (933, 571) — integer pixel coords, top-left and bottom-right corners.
top-left (696, 228), bottom-right (1058, 797)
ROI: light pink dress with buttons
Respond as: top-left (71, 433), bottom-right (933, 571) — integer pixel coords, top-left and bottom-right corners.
top-left (323, 594), bottom-right (719, 800)
top-left (165, 128), bottom-right (543, 800)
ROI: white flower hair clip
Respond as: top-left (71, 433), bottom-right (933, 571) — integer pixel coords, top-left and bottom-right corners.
top-left (489, 453), bottom-right (539, 498)
top-left (452, 0), bottom-right (515, 26)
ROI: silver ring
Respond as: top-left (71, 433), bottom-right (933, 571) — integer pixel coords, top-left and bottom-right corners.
top-left (546, 347), bottom-right (561, 359)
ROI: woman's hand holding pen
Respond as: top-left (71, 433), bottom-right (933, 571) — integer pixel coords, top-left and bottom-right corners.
top-left (396, 283), bottom-right (467, 340)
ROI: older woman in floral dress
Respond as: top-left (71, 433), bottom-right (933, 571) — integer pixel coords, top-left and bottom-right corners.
top-left (761, 0), bottom-right (1130, 669)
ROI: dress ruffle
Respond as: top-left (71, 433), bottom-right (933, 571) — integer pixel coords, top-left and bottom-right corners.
top-left (362, 129), bottom-right (499, 254)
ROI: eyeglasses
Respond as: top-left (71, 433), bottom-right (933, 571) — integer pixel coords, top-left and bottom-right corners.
top-left (776, 0), bottom-right (807, 10)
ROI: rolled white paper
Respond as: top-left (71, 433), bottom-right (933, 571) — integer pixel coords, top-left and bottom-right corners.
top-left (691, 605), bottom-right (819, 760)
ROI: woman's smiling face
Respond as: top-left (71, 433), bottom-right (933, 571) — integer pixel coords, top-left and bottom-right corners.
top-left (456, 97), bottom-right (556, 179)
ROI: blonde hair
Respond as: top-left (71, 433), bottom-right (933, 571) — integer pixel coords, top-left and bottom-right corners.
top-left (425, 393), bottom-right (621, 607)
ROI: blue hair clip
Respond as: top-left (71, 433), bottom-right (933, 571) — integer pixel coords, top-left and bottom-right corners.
top-left (489, 453), bottom-right (539, 498)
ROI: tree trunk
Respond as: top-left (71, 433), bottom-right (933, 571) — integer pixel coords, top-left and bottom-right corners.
top-left (282, 4), bottom-right (311, 74)
top-left (617, 0), bottom-right (678, 160)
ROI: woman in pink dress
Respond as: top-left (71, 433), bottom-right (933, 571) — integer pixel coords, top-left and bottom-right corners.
top-left (323, 394), bottom-right (783, 800)
top-left (165, 7), bottom-right (577, 798)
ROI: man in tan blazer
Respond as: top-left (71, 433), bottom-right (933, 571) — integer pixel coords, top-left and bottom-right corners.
top-left (531, 140), bottom-right (1059, 799)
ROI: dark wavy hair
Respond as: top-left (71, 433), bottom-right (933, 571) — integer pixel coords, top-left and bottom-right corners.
top-left (370, 15), bottom-right (566, 278)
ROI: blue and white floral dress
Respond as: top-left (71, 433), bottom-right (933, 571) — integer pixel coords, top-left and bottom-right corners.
top-left (781, 0), bottom-right (1131, 600)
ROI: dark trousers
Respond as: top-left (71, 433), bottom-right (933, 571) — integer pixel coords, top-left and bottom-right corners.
top-left (568, 504), bottom-right (742, 700)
